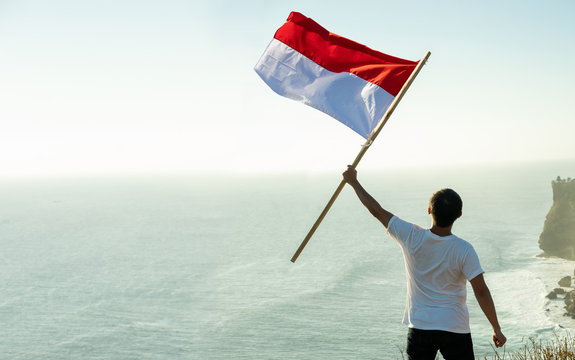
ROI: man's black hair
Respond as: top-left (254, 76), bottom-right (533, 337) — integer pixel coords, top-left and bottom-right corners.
top-left (429, 188), bottom-right (462, 227)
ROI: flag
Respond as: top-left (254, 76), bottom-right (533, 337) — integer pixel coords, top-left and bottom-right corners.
top-left (254, 12), bottom-right (420, 139)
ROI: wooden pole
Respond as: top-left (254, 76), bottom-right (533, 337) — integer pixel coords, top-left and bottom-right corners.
top-left (290, 51), bottom-right (431, 263)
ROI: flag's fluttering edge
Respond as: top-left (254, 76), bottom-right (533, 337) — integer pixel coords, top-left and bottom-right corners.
top-left (255, 12), bottom-right (420, 139)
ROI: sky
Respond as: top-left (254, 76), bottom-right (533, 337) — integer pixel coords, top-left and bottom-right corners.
top-left (0, 0), bottom-right (574, 176)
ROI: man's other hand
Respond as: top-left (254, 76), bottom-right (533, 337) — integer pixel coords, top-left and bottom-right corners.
top-left (493, 329), bottom-right (506, 348)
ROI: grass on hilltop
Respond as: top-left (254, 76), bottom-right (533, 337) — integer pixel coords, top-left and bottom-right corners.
top-left (484, 333), bottom-right (575, 360)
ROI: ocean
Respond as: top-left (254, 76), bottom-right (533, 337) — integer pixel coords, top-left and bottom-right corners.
top-left (1, 160), bottom-right (574, 359)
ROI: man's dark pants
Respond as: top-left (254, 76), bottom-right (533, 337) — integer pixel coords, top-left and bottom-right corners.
top-left (406, 328), bottom-right (474, 360)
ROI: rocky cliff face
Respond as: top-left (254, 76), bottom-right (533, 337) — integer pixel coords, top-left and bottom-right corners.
top-left (539, 177), bottom-right (575, 259)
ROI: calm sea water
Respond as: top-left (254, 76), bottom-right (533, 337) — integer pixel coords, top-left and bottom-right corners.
top-left (1, 160), bottom-right (575, 359)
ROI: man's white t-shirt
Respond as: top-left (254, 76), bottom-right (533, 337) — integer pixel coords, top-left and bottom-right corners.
top-left (387, 216), bottom-right (484, 334)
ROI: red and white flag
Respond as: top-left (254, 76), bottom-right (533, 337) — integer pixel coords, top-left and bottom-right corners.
top-left (255, 12), bottom-right (420, 139)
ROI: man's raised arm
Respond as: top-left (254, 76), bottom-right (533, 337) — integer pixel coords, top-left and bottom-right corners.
top-left (342, 166), bottom-right (394, 228)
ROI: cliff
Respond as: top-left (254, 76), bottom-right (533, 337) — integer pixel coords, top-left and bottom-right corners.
top-left (539, 177), bottom-right (575, 259)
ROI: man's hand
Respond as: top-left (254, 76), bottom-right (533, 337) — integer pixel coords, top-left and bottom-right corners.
top-left (493, 329), bottom-right (506, 348)
top-left (341, 166), bottom-right (393, 228)
top-left (342, 165), bottom-right (358, 184)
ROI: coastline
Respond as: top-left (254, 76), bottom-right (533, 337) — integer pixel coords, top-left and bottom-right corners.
top-left (536, 256), bottom-right (575, 328)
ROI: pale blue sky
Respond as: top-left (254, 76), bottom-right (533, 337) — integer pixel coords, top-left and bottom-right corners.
top-left (1, 0), bottom-right (574, 175)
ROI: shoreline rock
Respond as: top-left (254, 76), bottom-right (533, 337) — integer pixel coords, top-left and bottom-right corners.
top-left (546, 273), bottom-right (575, 318)
top-left (559, 276), bottom-right (572, 287)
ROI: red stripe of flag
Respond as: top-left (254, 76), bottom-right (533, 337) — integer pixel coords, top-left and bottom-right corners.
top-left (273, 12), bottom-right (419, 97)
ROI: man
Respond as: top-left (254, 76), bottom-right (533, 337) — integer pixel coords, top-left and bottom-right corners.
top-left (342, 166), bottom-right (506, 359)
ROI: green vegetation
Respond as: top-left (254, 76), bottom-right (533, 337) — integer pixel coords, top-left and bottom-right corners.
top-left (484, 334), bottom-right (575, 360)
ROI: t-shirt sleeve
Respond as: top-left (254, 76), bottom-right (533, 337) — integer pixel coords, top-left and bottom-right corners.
top-left (387, 216), bottom-right (416, 248)
top-left (462, 245), bottom-right (484, 281)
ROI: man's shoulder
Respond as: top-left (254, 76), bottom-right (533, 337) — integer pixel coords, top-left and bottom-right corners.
top-left (389, 216), bottom-right (427, 239)
top-left (389, 215), bottom-right (424, 231)
top-left (388, 216), bottom-right (427, 249)
top-left (452, 235), bottom-right (473, 247)
top-left (449, 235), bottom-right (477, 256)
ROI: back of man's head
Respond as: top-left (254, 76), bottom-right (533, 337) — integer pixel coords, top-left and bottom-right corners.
top-left (429, 188), bottom-right (463, 227)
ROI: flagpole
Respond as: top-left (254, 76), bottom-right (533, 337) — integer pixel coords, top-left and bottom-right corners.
top-left (290, 51), bottom-right (431, 263)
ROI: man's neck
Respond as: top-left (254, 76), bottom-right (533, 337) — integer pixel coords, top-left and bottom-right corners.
top-left (430, 225), bottom-right (453, 237)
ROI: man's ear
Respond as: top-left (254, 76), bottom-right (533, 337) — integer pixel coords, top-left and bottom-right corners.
top-left (427, 207), bottom-right (431, 215)
top-left (458, 211), bottom-right (462, 218)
